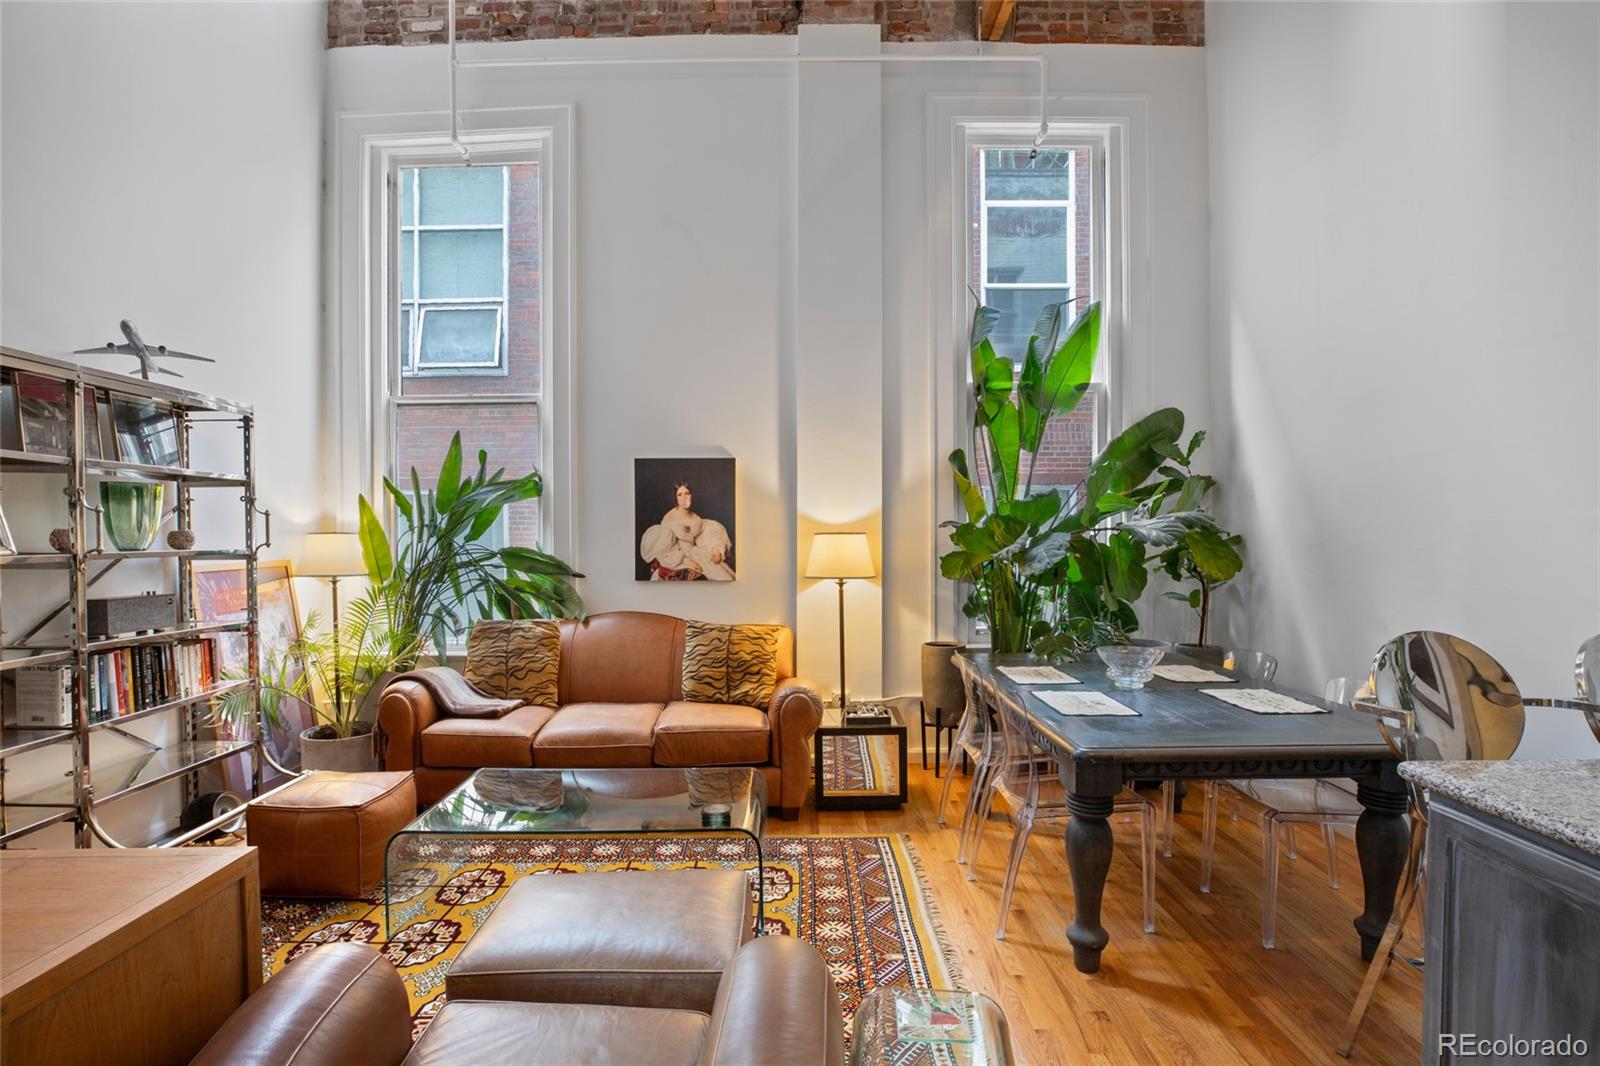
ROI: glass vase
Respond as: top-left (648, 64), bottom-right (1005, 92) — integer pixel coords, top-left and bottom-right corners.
top-left (99, 481), bottom-right (164, 551)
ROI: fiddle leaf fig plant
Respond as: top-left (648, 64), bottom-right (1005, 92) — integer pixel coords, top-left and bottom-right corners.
top-left (1150, 431), bottom-right (1245, 645)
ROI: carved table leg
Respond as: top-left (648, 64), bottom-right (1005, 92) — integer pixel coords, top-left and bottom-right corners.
top-left (1353, 779), bottom-right (1410, 960)
top-left (1064, 792), bottom-right (1116, 973)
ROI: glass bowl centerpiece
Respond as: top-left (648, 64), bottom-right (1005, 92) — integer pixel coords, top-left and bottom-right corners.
top-left (1096, 639), bottom-right (1171, 690)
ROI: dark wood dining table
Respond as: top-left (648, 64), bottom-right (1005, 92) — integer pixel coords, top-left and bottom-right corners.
top-left (958, 650), bottom-right (1409, 974)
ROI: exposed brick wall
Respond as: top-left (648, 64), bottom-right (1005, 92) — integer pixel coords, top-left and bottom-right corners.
top-left (327, 1), bottom-right (1202, 49)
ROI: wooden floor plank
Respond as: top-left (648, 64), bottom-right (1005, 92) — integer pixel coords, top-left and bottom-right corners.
top-left (801, 765), bottom-right (1421, 1064)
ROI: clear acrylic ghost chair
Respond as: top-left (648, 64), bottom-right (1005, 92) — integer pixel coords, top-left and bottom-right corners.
top-left (974, 684), bottom-right (1158, 939)
top-left (1195, 674), bottom-right (1368, 949)
top-left (938, 659), bottom-right (1001, 870)
top-left (1159, 648), bottom-right (1281, 858)
top-left (1338, 631), bottom-right (1530, 1057)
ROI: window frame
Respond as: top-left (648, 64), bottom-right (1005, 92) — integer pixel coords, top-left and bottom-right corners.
top-left (935, 117), bottom-right (1128, 644)
top-left (399, 167), bottom-right (511, 375)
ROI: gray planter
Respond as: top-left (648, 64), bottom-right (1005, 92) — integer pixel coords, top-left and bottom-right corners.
top-left (920, 641), bottom-right (966, 776)
top-left (299, 722), bottom-right (378, 773)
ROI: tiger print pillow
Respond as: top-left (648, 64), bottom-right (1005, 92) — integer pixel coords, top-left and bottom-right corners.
top-left (464, 619), bottom-right (561, 708)
top-left (682, 621), bottom-right (782, 709)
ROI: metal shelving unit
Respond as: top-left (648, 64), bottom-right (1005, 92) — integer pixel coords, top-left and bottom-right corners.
top-left (0, 346), bottom-right (282, 848)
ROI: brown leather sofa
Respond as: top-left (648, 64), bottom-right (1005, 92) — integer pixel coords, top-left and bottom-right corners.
top-left (190, 936), bottom-right (846, 1065)
top-left (378, 611), bottom-right (824, 817)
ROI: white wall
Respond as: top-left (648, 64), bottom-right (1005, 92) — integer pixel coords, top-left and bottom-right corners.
top-left (1, 0), bottom-right (326, 843)
top-left (1206, 0), bottom-right (1600, 755)
top-left (326, 33), bottom-right (1215, 699)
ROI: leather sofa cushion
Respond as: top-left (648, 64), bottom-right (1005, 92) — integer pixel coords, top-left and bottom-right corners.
top-left (560, 612), bottom-right (685, 705)
top-left (420, 704), bottom-right (556, 768)
top-left (446, 868), bottom-right (752, 1013)
top-left (246, 771), bottom-right (416, 899)
top-left (403, 1000), bottom-right (708, 1066)
top-left (653, 702), bottom-right (770, 767)
top-left (193, 944), bottom-right (412, 1066)
top-left (533, 703), bottom-right (662, 768)
top-left (465, 619), bottom-right (561, 708)
top-left (697, 936), bottom-right (847, 1066)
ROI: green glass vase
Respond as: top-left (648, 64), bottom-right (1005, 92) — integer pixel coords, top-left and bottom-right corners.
top-left (99, 481), bottom-right (165, 551)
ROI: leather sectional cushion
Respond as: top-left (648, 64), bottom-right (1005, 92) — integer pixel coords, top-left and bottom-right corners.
top-left (447, 869), bottom-right (751, 1013)
top-left (402, 1000), bottom-right (708, 1066)
top-left (465, 619), bottom-right (562, 707)
top-left (653, 702), bottom-right (771, 766)
top-left (533, 702), bottom-right (664, 768)
top-left (420, 704), bottom-right (556, 768)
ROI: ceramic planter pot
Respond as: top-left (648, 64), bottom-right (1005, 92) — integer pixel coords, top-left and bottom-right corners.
top-left (299, 722), bottom-right (378, 773)
top-left (920, 641), bottom-right (966, 726)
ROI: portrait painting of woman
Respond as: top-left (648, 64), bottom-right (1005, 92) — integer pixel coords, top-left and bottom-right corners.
top-left (635, 457), bottom-right (736, 581)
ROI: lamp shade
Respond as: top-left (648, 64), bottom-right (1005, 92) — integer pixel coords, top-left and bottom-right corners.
top-left (298, 532), bottom-right (367, 578)
top-left (804, 532), bottom-right (874, 579)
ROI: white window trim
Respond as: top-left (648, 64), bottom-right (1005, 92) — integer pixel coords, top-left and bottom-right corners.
top-left (330, 106), bottom-right (574, 572)
top-left (926, 96), bottom-right (1144, 644)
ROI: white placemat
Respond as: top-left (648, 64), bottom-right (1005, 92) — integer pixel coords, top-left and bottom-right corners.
top-left (1151, 664), bottom-right (1235, 683)
top-left (1201, 687), bottom-right (1328, 715)
top-left (998, 665), bottom-right (1080, 685)
top-left (1035, 690), bottom-right (1140, 716)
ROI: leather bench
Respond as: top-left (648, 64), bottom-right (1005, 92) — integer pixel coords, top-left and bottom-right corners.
top-left (246, 771), bottom-right (416, 898)
top-left (445, 868), bottom-right (754, 1013)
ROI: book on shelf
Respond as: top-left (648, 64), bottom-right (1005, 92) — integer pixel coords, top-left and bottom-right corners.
top-left (12, 666), bottom-right (73, 727)
top-left (86, 639), bottom-right (218, 723)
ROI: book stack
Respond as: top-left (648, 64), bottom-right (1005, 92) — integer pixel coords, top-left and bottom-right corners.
top-left (12, 666), bottom-right (74, 727)
top-left (87, 639), bottom-right (218, 723)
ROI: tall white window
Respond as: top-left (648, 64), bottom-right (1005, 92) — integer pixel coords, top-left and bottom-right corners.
top-left (389, 163), bottom-right (543, 554)
top-left (969, 141), bottom-right (1107, 497)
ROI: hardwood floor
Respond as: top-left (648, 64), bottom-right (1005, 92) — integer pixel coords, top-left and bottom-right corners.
top-left (796, 765), bottom-right (1423, 1065)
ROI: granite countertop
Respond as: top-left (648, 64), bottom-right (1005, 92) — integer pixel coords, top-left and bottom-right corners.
top-left (1400, 760), bottom-right (1600, 858)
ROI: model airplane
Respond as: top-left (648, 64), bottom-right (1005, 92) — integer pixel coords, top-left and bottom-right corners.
top-left (74, 320), bottom-right (215, 380)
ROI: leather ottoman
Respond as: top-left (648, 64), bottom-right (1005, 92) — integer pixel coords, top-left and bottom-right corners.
top-left (446, 868), bottom-right (753, 1013)
top-left (247, 771), bottom-right (416, 898)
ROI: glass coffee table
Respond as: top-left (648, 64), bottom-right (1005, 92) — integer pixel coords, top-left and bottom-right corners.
top-left (384, 767), bottom-right (766, 933)
top-left (850, 988), bottom-right (1014, 1066)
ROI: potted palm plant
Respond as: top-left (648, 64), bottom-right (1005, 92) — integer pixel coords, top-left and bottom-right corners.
top-left (290, 595), bottom-right (423, 771)
top-left (358, 432), bottom-right (584, 661)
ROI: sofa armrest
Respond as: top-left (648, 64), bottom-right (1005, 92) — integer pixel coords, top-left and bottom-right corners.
top-left (190, 943), bottom-right (411, 1066)
top-left (698, 936), bottom-right (845, 1066)
top-left (767, 678), bottom-right (823, 770)
top-left (377, 679), bottom-right (441, 771)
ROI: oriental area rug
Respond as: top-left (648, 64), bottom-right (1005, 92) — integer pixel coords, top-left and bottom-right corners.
top-left (260, 834), bottom-right (961, 1046)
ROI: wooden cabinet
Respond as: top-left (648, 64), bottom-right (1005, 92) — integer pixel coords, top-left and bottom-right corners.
top-left (1424, 797), bottom-right (1600, 1064)
top-left (1, 847), bottom-right (261, 1066)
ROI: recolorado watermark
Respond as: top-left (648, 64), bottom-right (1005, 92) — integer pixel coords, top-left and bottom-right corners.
top-left (1438, 1033), bottom-right (1589, 1058)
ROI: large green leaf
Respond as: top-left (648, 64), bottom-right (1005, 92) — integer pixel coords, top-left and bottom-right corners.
top-left (1105, 530), bottom-right (1148, 601)
top-left (948, 450), bottom-right (986, 522)
top-left (969, 302), bottom-right (1000, 350)
top-left (434, 433), bottom-right (464, 511)
top-left (1184, 527), bottom-right (1244, 582)
top-left (1082, 407), bottom-right (1185, 512)
top-left (1038, 301), bottom-right (1101, 416)
top-left (357, 494), bottom-right (393, 584)
top-left (986, 401), bottom-right (1021, 506)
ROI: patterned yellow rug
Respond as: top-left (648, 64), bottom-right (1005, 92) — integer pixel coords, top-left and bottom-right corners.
top-left (261, 834), bottom-right (960, 1043)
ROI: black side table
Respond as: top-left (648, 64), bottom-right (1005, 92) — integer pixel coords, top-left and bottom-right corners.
top-left (813, 702), bottom-right (908, 810)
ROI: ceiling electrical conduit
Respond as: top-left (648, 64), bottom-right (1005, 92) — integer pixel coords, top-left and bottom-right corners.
top-left (446, 0), bottom-right (1050, 166)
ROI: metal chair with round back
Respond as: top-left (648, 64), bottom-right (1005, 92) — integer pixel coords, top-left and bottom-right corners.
top-left (1337, 631), bottom-right (1529, 1057)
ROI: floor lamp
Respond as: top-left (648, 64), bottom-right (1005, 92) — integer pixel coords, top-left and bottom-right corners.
top-left (298, 532), bottom-right (367, 718)
top-left (804, 532), bottom-right (875, 709)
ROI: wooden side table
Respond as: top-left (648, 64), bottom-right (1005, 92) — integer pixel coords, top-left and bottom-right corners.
top-left (813, 702), bottom-right (909, 810)
top-left (1, 847), bottom-right (261, 1066)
